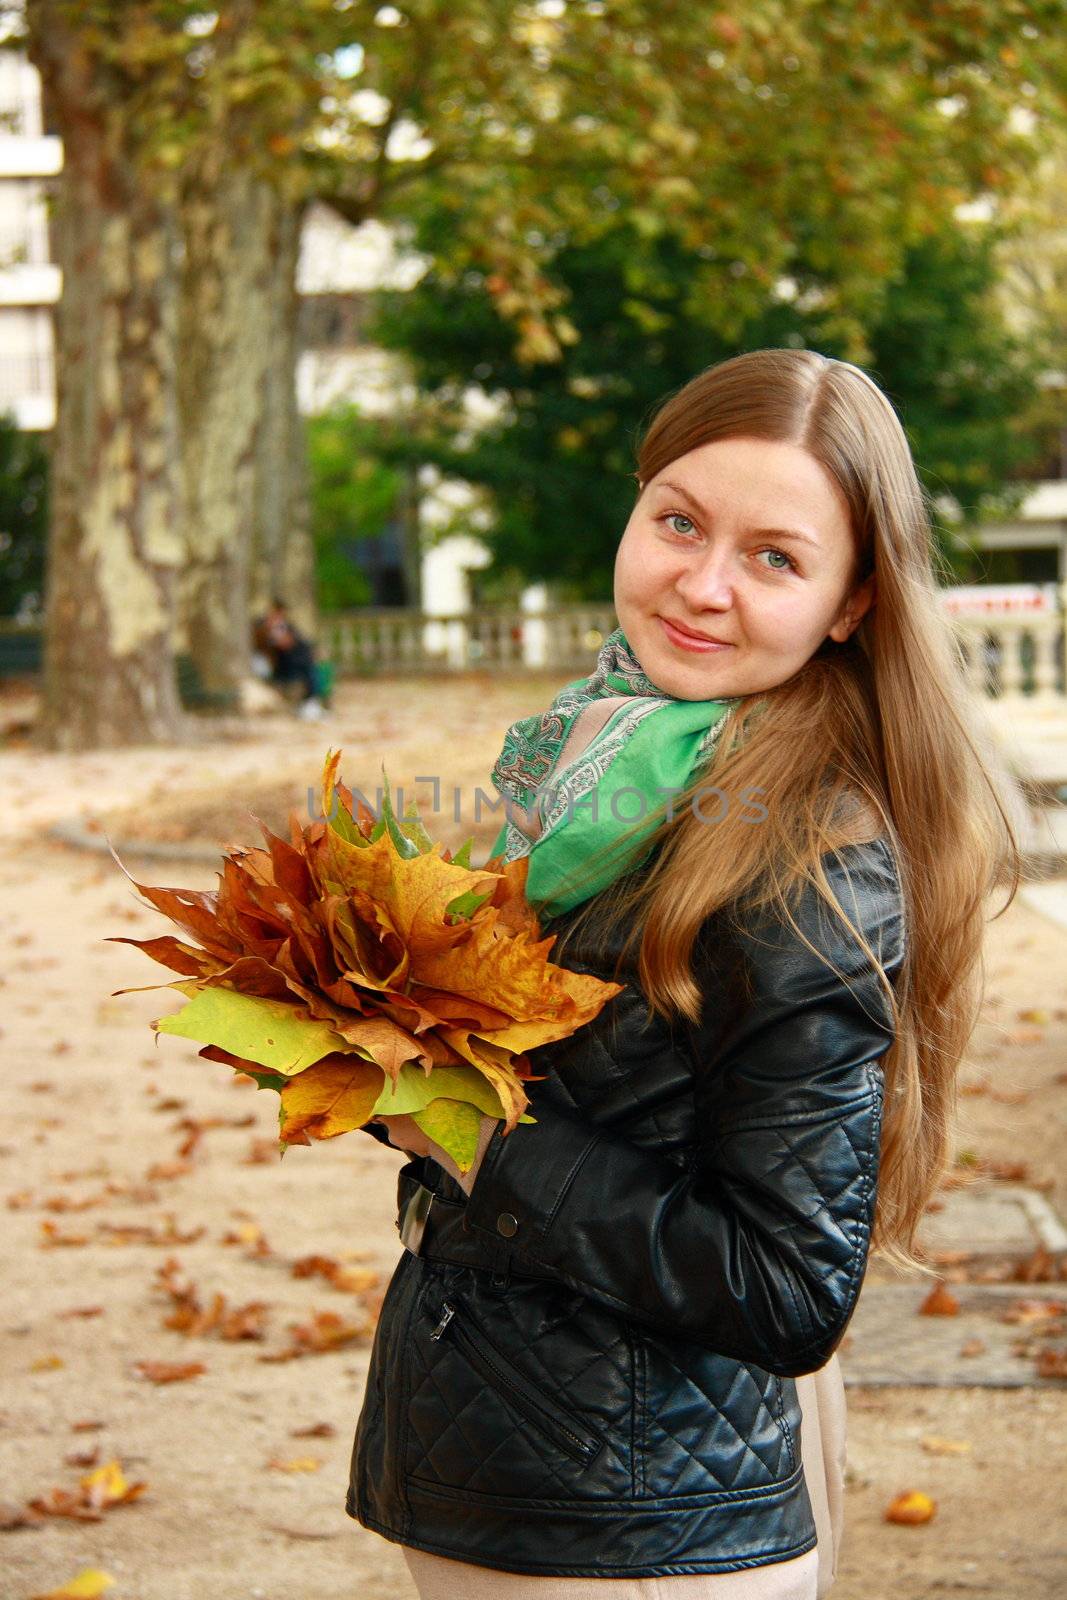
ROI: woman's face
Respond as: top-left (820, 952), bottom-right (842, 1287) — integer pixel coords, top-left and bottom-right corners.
top-left (613, 436), bottom-right (875, 700)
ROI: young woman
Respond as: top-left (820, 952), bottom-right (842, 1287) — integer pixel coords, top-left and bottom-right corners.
top-left (349, 349), bottom-right (1023, 1598)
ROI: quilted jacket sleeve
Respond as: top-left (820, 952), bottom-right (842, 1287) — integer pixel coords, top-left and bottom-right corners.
top-left (461, 837), bottom-right (907, 1377)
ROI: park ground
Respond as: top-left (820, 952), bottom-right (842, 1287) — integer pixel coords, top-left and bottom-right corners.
top-left (0, 673), bottom-right (1064, 1599)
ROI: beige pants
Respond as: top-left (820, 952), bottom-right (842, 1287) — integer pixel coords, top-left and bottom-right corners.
top-left (403, 1547), bottom-right (819, 1599)
top-left (400, 1357), bottom-right (846, 1600)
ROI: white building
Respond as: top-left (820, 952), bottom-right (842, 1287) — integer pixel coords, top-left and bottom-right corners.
top-left (295, 200), bottom-right (507, 613)
top-left (0, 49), bottom-right (61, 431)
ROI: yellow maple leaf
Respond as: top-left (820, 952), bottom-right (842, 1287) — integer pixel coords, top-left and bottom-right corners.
top-left (30, 1570), bottom-right (115, 1600)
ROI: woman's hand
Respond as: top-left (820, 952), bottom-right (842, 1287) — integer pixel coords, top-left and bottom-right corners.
top-left (369, 1111), bottom-right (498, 1198)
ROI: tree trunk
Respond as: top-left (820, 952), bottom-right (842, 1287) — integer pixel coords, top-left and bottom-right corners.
top-left (28, 5), bottom-right (184, 751)
top-left (250, 193), bottom-right (318, 643)
top-left (175, 155), bottom-right (277, 697)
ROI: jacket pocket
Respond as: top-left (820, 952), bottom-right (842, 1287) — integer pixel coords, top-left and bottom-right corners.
top-left (428, 1293), bottom-right (604, 1468)
top-left (634, 1331), bottom-right (796, 1499)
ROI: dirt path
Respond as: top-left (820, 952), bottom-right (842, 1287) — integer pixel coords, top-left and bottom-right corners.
top-left (1, 681), bottom-right (1065, 1599)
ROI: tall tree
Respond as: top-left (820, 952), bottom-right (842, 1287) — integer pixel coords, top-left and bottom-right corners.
top-left (24, 3), bottom-right (186, 749)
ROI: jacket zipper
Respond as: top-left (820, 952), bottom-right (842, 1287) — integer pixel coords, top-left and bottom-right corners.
top-left (430, 1298), bottom-right (602, 1466)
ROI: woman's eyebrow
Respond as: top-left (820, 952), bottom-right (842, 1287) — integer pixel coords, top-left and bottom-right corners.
top-left (653, 479), bottom-right (823, 551)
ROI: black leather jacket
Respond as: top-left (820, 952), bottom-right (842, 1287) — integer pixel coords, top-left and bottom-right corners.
top-left (347, 837), bottom-right (906, 1579)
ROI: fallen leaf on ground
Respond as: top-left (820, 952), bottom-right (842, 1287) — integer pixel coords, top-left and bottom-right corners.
top-left (291, 1253), bottom-right (380, 1295)
top-left (29, 1569), bottom-right (115, 1599)
top-left (39, 1220), bottom-right (90, 1247)
top-left (98, 1215), bottom-right (205, 1247)
top-left (921, 1436), bottom-right (972, 1456)
top-left (1034, 1348), bottom-right (1067, 1379)
top-left (28, 1458), bottom-right (148, 1522)
top-left (918, 1282), bottom-right (960, 1317)
top-left (959, 1339), bottom-right (987, 1358)
top-left (81, 1459), bottom-right (148, 1512)
top-left (153, 1258), bottom-right (271, 1341)
top-left (0, 1498), bottom-right (43, 1528)
top-left (266, 1456), bottom-right (322, 1472)
top-left (243, 1137), bottom-right (279, 1164)
top-left (132, 1359), bottom-right (207, 1383)
top-left (290, 1422), bottom-right (336, 1438)
top-left (885, 1490), bottom-right (937, 1525)
top-left (257, 1309), bottom-right (370, 1361)
top-left (219, 1220), bottom-right (273, 1256)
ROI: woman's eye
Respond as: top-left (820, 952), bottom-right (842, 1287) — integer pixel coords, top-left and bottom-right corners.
top-left (663, 513), bottom-right (697, 537)
top-left (757, 548), bottom-right (796, 573)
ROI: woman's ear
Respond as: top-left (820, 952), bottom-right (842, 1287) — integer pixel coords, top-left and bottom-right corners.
top-left (828, 573), bottom-right (876, 643)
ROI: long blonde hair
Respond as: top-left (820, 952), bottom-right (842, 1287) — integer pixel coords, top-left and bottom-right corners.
top-left (555, 348), bottom-right (1029, 1272)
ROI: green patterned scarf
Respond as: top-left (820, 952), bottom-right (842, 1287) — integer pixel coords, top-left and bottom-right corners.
top-left (489, 629), bottom-right (741, 918)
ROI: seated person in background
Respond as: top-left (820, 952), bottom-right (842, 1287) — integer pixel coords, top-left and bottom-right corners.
top-left (252, 598), bottom-right (327, 721)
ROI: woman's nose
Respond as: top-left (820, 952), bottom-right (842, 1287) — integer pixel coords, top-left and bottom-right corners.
top-left (674, 550), bottom-right (735, 610)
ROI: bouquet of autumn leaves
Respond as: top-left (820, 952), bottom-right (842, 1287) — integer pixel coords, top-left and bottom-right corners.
top-left (108, 751), bottom-right (622, 1174)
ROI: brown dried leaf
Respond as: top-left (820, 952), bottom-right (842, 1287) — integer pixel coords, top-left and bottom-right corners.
top-left (132, 1359), bottom-right (207, 1383)
top-left (918, 1282), bottom-right (960, 1317)
top-left (0, 1499), bottom-right (44, 1529)
top-left (257, 1308), bottom-right (370, 1362)
top-left (39, 1220), bottom-right (90, 1248)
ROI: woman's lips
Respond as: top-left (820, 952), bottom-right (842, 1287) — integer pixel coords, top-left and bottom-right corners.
top-left (658, 616), bottom-right (734, 653)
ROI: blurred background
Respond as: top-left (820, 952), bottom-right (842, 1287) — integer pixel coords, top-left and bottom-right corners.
top-left (0, 0), bottom-right (1065, 749)
top-left (0, 6), bottom-right (1065, 1600)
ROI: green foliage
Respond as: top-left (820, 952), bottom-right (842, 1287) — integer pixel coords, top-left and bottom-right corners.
top-left (0, 415), bottom-right (48, 619)
top-left (306, 407), bottom-right (404, 610)
top-left (866, 226), bottom-right (1046, 576)
top-left (366, 211), bottom-right (1045, 596)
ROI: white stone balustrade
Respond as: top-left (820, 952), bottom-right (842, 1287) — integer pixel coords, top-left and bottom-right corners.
top-left (321, 603), bottom-right (1067, 699)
